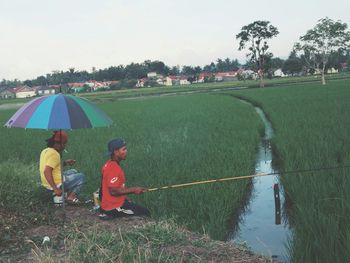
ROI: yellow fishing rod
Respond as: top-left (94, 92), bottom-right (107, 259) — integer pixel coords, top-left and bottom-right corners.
top-left (148, 172), bottom-right (269, 192)
top-left (147, 165), bottom-right (350, 192)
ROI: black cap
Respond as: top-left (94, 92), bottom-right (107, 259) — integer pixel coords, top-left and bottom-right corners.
top-left (107, 138), bottom-right (126, 155)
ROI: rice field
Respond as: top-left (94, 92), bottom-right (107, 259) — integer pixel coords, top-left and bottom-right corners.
top-left (0, 94), bottom-right (262, 241)
top-left (229, 79), bottom-right (350, 262)
top-left (2, 77), bottom-right (350, 261)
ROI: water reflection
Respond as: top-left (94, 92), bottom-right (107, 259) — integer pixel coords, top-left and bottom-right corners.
top-left (228, 105), bottom-right (291, 262)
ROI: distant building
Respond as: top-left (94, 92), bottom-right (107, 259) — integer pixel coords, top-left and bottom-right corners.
top-left (327, 67), bottom-right (338, 74)
top-left (0, 89), bottom-right (15, 99)
top-left (164, 76), bottom-right (176, 86)
top-left (147, 72), bottom-right (157, 78)
top-left (36, 85), bottom-right (56, 96)
top-left (239, 70), bottom-right (258, 80)
top-left (14, 85), bottom-right (36, 98)
top-left (68, 82), bottom-right (86, 93)
top-left (197, 73), bottom-right (213, 83)
top-left (156, 77), bottom-right (164, 86)
top-left (214, 71), bottom-right (238, 82)
top-left (179, 76), bottom-right (190, 85)
top-left (274, 69), bottom-right (285, 77)
top-left (136, 78), bottom-right (146, 88)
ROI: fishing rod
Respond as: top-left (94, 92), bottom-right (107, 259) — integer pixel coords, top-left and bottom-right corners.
top-left (147, 164), bottom-right (350, 192)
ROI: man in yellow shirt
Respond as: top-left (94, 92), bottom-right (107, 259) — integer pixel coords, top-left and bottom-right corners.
top-left (40, 130), bottom-right (86, 204)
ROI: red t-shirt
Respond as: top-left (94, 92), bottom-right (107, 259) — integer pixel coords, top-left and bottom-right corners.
top-left (100, 160), bottom-right (126, 211)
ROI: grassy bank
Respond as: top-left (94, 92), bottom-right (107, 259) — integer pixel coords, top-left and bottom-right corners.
top-left (229, 79), bottom-right (350, 262)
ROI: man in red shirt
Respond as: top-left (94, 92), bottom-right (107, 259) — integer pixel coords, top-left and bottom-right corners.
top-left (99, 138), bottom-right (150, 219)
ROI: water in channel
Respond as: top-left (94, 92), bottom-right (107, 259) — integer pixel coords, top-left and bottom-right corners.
top-left (229, 104), bottom-right (291, 262)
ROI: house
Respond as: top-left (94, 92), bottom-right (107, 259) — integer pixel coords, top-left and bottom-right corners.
top-left (68, 82), bottom-right (86, 93)
top-left (239, 70), bottom-right (258, 80)
top-left (91, 82), bottom-right (110, 92)
top-left (274, 69), bottom-right (285, 77)
top-left (0, 88), bottom-right (15, 99)
top-left (14, 85), bottom-right (36, 98)
top-left (147, 72), bottom-right (157, 78)
top-left (314, 67), bottom-right (339, 75)
top-left (156, 77), bottom-right (164, 86)
top-left (136, 78), bottom-right (146, 88)
top-left (36, 85), bottom-right (56, 96)
top-left (214, 71), bottom-right (238, 82)
top-left (327, 67), bottom-right (338, 74)
top-left (197, 73), bottom-right (214, 83)
top-left (164, 76), bottom-right (176, 86)
top-left (49, 85), bottom-right (62, 93)
top-left (179, 76), bottom-right (191, 85)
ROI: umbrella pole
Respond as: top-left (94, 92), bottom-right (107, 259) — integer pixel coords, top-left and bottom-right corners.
top-left (59, 129), bottom-right (65, 212)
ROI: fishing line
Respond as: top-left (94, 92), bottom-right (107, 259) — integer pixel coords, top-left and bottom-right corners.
top-left (147, 164), bottom-right (350, 192)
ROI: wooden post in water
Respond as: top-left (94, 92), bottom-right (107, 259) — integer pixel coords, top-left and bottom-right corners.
top-left (274, 183), bottom-right (281, 225)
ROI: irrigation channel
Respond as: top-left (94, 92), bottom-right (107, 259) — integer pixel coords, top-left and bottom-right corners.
top-left (228, 100), bottom-right (291, 262)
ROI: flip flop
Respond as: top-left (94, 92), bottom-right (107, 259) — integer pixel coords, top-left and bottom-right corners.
top-left (66, 198), bottom-right (82, 205)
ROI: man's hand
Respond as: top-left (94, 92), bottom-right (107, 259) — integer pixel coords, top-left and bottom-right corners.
top-left (64, 159), bottom-right (76, 166)
top-left (54, 188), bottom-right (63, 196)
top-left (133, 187), bottom-right (148, 194)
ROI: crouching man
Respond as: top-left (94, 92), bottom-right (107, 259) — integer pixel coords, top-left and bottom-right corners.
top-left (99, 138), bottom-right (150, 220)
top-left (39, 130), bottom-right (86, 205)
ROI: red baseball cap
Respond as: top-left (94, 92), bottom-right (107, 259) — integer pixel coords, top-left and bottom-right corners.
top-left (53, 130), bottom-right (68, 143)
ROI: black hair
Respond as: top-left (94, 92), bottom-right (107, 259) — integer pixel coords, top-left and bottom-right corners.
top-left (46, 137), bottom-right (55, 147)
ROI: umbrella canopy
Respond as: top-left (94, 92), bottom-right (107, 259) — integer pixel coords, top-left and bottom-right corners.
top-left (4, 94), bottom-right (112, 129)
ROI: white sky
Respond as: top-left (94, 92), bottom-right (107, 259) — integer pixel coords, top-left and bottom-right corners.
top-left (1, 0), bottom-right (349, 80)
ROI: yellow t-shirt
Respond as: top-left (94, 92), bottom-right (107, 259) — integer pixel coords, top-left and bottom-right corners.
top-left (40, 147), bottom-right (62, 189)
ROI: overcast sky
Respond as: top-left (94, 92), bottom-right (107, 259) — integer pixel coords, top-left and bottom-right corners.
top-left (1, 0), bottom-right (349, 80)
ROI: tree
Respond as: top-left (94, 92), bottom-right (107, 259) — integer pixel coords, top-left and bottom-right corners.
top-left (169, 66), bottom-right (180, 75)
top-left (181, 66), bottom-right (196, 75)
top-left (294, 17), bottom-right (350, 85)
top-left (203, 62), bottom-right (216, 73)
top-left (236, 20), bottom-right (279, 87)
top-left (236, 21), bottom-right (279, 87)
top-left (269, 57), bottom-right (285, 70)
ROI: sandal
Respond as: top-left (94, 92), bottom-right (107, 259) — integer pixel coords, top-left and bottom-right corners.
top-left (66, 197), bottom-right (82, 205)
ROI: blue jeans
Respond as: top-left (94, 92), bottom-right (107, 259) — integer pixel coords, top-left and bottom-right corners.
top-left (63, 169), bottom-right (86, 194)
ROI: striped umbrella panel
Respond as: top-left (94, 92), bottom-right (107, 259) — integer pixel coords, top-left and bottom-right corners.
top-left (5, 94), bottom-right (112, 129)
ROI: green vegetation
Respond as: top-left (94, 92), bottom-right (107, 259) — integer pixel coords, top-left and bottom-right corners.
top-left (236, 20), bottom-right (279, 87)
top-left (229, 79), bottom-right (350, 262)
top-left (80, 73), bottom-right (350, 103)
top-left (2, 76), bottom-right (350, 261)
top-left (0, 93), bottom-right (262, 258)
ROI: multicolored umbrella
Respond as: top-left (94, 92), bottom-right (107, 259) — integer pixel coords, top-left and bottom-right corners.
top-left (4, 93), bottom-right (112, 211)
top-left (5, 94), bottom-right (112, 129)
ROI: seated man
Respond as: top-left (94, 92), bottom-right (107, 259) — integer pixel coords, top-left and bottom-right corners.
top-left (99, 138), bottom-right (150, 219)
top-left (39, 130), bottom-right (86, 205)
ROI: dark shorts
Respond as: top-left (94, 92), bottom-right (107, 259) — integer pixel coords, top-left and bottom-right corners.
top-left (100, 199), bottom-right (150, 219)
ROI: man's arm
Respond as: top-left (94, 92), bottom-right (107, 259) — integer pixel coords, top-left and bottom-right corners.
top-left (109, 186), bottom-right (147, 196)
top-left (44, 166), bottom-right (62, 196)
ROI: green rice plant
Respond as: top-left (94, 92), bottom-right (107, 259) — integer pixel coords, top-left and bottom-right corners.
top-left (229, 79), bottom-right (350, 262)
top-left (0, 93), bottom-right (262, 241)
top-left (0, 159), bottom-right (55, 222)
